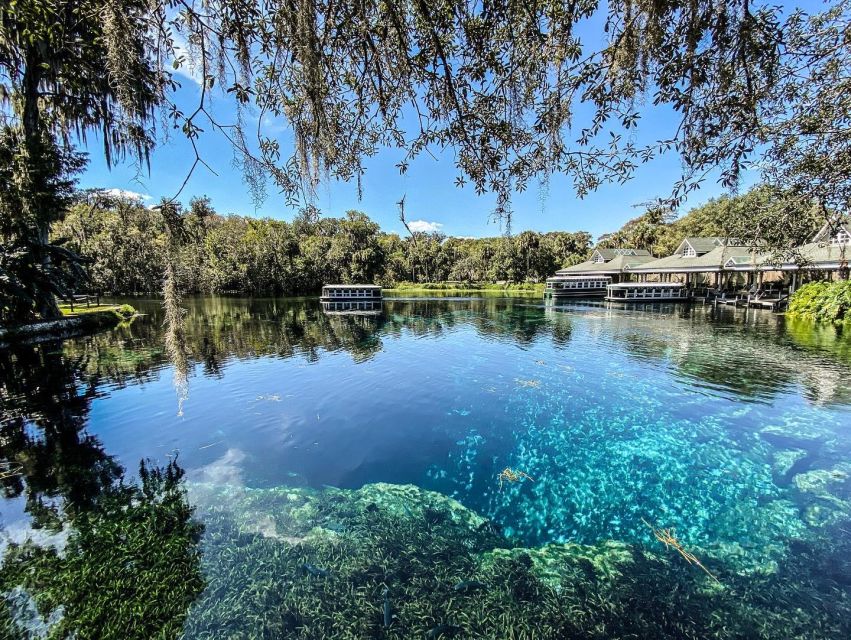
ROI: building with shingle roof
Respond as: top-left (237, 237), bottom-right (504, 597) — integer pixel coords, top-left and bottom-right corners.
top-left (627, 241), bottom-right (759, 276)
top-left (545, 219), bottom-right (850, 300)
top-left (721, 220), bottom-right (850, 274)
top-left (555, 248), bottom-right (655, 281)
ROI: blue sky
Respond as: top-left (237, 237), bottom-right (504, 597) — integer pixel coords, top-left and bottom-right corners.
top-left (80, 27), bottom-right (765, 242)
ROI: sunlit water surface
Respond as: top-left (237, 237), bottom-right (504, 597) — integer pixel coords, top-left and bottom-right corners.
top-left (2, 295), bottom-right (851, 637)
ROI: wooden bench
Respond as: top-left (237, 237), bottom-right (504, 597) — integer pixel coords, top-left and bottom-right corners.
top-left (68, 294), bottom-right (101, 312)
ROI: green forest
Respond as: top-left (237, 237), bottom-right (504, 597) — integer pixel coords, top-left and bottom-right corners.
top-left (52, 184), bottom-right (823, 297)
top-left (1, 0), bottom-right (849, 324)
top-left (54, 194), bottom-right (591, 295)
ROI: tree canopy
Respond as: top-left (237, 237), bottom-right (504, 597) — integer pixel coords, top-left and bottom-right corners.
top-left (0, 0), bottom-right (170, 321)
top-left (164, 0), bottom-right (788, 212)
top-left (54, 195), bottom-right (593, 295)
top-left (2, 0), bottom-right (850, 320)
top-left (154, 0), bottom-right (848, 224)
top-left (598, 185), bottom-right (824, 257)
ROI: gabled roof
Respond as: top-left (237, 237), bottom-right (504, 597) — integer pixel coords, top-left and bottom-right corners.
top-left (628, 244), bottom-right (758, 273)
top-left (593, 247), bottom-right (652, 260)
top-left (674, 237), bottom-right (727, 256)
top-left (724, 256), bottom-right (757, 267)
top-left (774, 242), bottom-right (849, 269)
top-left (811, 217), bottom-right (850, 244)
top-left (721, 241), bottom-right (850, 271)
top-left (557, 253), bottom-right (656, 275)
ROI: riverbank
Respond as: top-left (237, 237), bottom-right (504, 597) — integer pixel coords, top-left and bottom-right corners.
top-left (0, 304), bottom-right (136, 346)
top-left (385, 282), bottom-right (545, 295)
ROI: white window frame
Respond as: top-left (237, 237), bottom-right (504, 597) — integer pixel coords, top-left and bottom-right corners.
top-left (831, 228), bottom-right (850, 246)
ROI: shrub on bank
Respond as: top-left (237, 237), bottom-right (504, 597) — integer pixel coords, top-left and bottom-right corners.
top-left (114, 304), bottom-right (137, 320)
top-left (787, 281), bottom-right (851, 325)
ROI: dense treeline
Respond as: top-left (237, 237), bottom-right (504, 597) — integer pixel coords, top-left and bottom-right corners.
top-left (54, 184), bottom-right (827, 298)
top-left (54, 193), bottom-right (592, 295)
top-left (598, 185), bottom-right (823, 257)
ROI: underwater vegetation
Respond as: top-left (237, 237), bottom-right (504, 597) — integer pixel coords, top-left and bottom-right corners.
top-left (2, 475), bottom-right (849, 639)
top-left (0, 460), bottom-right (204, 640)
top-left (175, 481), bottom-right (851, 640)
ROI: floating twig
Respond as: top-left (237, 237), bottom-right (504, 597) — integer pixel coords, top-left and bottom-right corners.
top-left (642, 517), bottom-right (722, 585)
top-left (498, 467), bottom-right (534, 491)
top-left (0, 461), bottom-right (23, 481)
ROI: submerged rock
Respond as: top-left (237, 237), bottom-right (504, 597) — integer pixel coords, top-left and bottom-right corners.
top-left (793, 463), bottom-right (851, 526)
top-left (794, 466), bottom-right (851, 495)
top-left (771, 448), bottom-right (809, 480)
top-left (760, 425), bottom-right (829, 450)
top-left (480, 540), bottom-right (634, 590)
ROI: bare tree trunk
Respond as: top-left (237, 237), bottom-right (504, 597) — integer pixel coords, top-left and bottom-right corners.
top-left (398, 197), bottom-right (419, 282)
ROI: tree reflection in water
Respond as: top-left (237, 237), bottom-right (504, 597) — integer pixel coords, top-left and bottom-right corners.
top-left (0, 343), bottom-right (204, 638)
top-left (1, 297), bottom-right (851, 638)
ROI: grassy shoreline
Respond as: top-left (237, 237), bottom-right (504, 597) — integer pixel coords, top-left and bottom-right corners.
top-left (0, 304), bottom-right (136, 344)
top-left (384, 282), bottom-right (545, 294)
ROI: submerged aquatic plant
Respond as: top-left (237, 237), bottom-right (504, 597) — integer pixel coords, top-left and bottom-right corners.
top-left (642, 518), bottom-right (722, 585)
top-left (181, 483), bottom-right (851, 639)
top-left (0, 459), bottom-right (204, 639)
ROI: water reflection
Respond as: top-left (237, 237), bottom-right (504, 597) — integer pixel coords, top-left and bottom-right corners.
top-left (1, 297), bottom-right (850, 638)
top-left (549, 301), bottom-right (851, 405)
top-left (83, 296), bottom-right (576, 369)
top-left (57, 296), bottom-right (851, 409)
top-left (321, 299), bottom-right (383, 315)
top-left (0, 343), bottom-right (203, 638)
top-left (0, 344), bottom-right (121, 527)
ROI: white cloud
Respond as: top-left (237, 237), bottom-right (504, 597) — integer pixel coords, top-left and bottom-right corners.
top-left (100, 188), bottom-right (153, 202)
top-left (171, 33), bottom-right (204, 86)
top-left (407, 219), bottom-right (444, 233)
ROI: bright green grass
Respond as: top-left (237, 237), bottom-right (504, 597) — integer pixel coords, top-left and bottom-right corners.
top-left (385, 282), bottom-right (545, 294)
top-left (59, 304), bottom-right (135, 319)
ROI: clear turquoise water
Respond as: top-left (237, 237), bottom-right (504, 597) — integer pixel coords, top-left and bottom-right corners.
top-left (2, 296), bottom-right (851, 638)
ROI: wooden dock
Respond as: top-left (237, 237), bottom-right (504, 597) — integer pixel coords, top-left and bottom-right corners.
top-left (713, 292), bottom-right (788, 311)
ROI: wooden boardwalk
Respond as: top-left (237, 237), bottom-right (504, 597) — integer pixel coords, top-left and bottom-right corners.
top-left (713, 293), bottom-right (788, 311)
